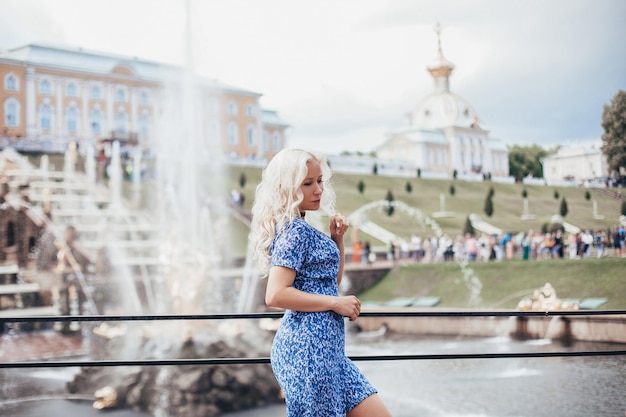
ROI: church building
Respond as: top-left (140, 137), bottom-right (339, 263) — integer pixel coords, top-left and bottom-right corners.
top-left (376, 25), bottom-right (509, 179)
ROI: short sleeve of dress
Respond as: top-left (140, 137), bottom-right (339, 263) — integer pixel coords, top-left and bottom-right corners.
top-left (271, 220), bottom-right (310, 272)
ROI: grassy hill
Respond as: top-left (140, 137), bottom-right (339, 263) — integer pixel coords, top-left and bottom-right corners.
top-left (228, 164), bottom-right (624, 252)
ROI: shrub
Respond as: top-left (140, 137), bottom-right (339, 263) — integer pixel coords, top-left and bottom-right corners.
top-left (484, 195), bottom-right (494, 217)
top-left (560, 197), bottom-right (568, 217)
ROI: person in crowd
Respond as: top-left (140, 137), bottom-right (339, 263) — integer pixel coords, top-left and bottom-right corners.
top-left (581, 230), bottom-right (594, 258)
top-left (249, 148), bottom-right (391, 417)
top-left (520, 231), bottom-right (531, 260)
top-left (362, 240), bottom-right (372, 264)
top-left (352, 240), bottom-right (362, 263)
top-left (567, 232), bottom-right (578, 259)
top-left (613, 224), bottom-right (625, 258)
top-left (595, 229), bottom-right (606, 258)
top-left (540, 232), bottom-right (554, 260)
top-left (410, 234), bottom-right (422, 262)
top-left (464, 233), bottom-right (478, 261)
top-left (551, 230), bottom-right (563, 259)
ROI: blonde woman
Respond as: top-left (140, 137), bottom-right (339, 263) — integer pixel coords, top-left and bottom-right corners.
top-left (249, 148), bottom-right (391, 417)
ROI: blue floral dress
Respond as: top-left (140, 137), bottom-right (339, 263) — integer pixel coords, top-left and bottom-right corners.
top-left (270, 219), bottom-right (377, 416)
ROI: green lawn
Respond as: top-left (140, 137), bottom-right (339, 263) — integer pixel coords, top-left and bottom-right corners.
top-left (358, 257), bottom-right (626, 309)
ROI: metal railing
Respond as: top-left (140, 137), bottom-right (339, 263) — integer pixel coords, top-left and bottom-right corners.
top-left (1, 310), bottom-right (625, 369)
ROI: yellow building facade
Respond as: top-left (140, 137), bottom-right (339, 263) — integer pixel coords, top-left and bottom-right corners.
top-left (0, 44), bottom-right (288, 159)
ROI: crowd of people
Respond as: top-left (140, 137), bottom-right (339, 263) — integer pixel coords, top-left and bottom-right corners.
top-left (353, 224), bottom-right (626, 264)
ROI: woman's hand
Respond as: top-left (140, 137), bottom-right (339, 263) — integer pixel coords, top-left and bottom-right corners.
top-left (330, 213), bottom-right (349, 241)
top-left (332, 295), bottom-right (362, 321)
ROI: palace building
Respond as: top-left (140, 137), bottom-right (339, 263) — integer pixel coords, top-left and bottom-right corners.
top-left (0, 43), bottom-right (289, 160)
top-left (376, 25), bottom-right (509, 179)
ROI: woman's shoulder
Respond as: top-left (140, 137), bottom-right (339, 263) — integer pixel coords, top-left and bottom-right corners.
top-left (278, 218), bottom-right (311, 237)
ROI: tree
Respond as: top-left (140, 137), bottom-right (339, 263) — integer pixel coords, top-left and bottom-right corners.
top-left (488, 186), bottom-right (495, 199)
top-left (484, 194), bottom-right (494, 217)
top-left (463, 216), bottom-right (475, 236)
top-left (405, 181), bottom-right (412, 193)
top-left (239, 172), bottom-right (246, 188)
top-left (508, 144), bottom-right (551, 181)
top-left (601, 90), bottom-right (626, 176)
top-left (522, 188), bottom-right (528, 198)
top-left (621, 200), bottom-right (626, 216)
top-left (417, 168), bottom-right (421, 178)
top-left (449, 184), bottom-right (455, 196)
top-left (372, 163), bottom-right (378, 175)
top-left (385, 190), bottom-right (394, 216)
top-left (357, 180), bottom-right (365, 194)
top-left (584, 190), bottom-right (591, 201)
top-left (452, 169), bottom-right (458, 179)
top-left (560, 197), bottom-right (568, 217)
top-left (554, 189), bottom-right (559, 199)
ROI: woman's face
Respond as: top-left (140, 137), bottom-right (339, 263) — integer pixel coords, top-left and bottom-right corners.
top-left (299, 160), bottom-right (324, 212)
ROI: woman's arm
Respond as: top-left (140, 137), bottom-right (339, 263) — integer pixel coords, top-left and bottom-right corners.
top-left (266, 265), bottom-right (360, 321)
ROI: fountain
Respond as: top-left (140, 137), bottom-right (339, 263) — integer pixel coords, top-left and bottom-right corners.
top-left (517, 282), bottom-right (579, 311)
top-left (520, 197), bottom-right (536, 220)
top-left (58, 2), bottom-right (281, 415)
top-left (431, 193), bottom-right (455, 218)
top-left (0, 3), bottom-right (279, 416)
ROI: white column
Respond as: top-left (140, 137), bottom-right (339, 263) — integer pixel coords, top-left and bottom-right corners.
top-left (81, 81), bottom-right (89, 139)
top-left (55, 77), bottom-right (63, 137)
top-left (26, 67), bottom-right (37, 137)
top-left (130, 87), bottom-right (138, 134)
top-left (484, 137), bottom-right (494, 174)
top-left (106, 83), bottom-right (114, 136)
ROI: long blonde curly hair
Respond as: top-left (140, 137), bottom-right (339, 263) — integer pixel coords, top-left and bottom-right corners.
top-left (249, 148), bottom-right (336, 275)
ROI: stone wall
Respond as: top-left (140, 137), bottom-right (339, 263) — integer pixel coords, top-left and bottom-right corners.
top-left (355, 308), bottom-right (626, 344)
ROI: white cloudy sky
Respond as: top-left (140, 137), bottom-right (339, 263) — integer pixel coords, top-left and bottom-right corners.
top-left (1, 0), bottom-right (625, 155)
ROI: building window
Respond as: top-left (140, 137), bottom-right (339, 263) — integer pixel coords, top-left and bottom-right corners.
top-left (66, 106), bottom-right (78, 132)
top-left (4, 98), bottom-right (20, 127)
top-left (139, 112), bottom-right (150, 138)
top-left (91, 86), bottom-right (101, 100)
top-left (116, 88), bottom-right (126, 103)
top-left (66, 82), bottom-right (77, 97)
top-left (39, 79), bottom-right (51, 95)
top-left (272, 132), bottom-right (280, 151)
top-left (227, 102), bottom-right (237, 115)
top-left (228, 122), bottom-right (238, 145)
top-left (247, 125), bottom-right (255, 146)
top-left (246, 104), bottom-right (255, 117)
top-left (5, 74), bottom-right (18, 91)
top-left (262, 131), bottom-right (268, 153)
top-left (40, 103), bottom-right (52, 130)
top-left (140, 91), bottom-right (149, 105)
top-left (115, 109), bottom-right (128, 133)
top-left (90, 108), bottom-right (101, 135)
